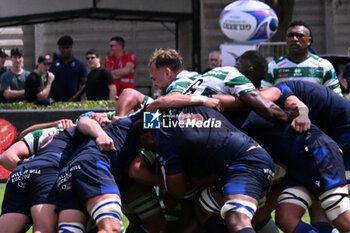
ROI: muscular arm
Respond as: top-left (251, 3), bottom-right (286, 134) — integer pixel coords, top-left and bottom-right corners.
top-left (145, 93), bottom-right (220, 112)
top-left (258, 87), bottom-right (282, 102)
top-left (128, 156), bottom-right (164, 187)
top-left (0, 141), bottom-right (29, 171)
top-left (239, 90), bottom-right (291, 123)
top-left (111, 62), bottom-right (135, 80)
top-left (77, 116), bottom-right (116, 151)
top-left (115, 88), bottom-right (146, 116)
top-left (284, 95), bottom-right (310, 133)
top-left (19, 119), bottom-right (74, 139)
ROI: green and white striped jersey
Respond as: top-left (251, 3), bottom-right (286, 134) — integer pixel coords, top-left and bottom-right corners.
top-left (21, 127), bottom-right (62, 155)
top-left (166, 67), bottom-right (255, 97)
top-left (262, 53), bottom-right (342, 95)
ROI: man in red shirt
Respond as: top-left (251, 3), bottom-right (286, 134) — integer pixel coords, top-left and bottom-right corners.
top-left (103, 36), bottom-right (136, 97)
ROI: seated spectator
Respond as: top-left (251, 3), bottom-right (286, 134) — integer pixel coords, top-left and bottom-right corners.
top-left (25, 55), bottom-right (55, 105)
top-left (50, 35), bottom-right (87, 102)
top-left (0, 48), bottom-right (30, 103)
top-left (85, 49), bottom-right (116, 100)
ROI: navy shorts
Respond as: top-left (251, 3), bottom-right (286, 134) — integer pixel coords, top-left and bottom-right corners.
top-left (56, 147), bottom-right (120, 212)
top-left (1, 158), bottom-right (59, 215)
top-left (285, 130), bottom-right (347, 196)
top-left (216, 148), bottom-right (275, 201)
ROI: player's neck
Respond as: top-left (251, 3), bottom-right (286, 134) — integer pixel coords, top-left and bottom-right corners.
top-left (288, 51), bottom-right (309, 63)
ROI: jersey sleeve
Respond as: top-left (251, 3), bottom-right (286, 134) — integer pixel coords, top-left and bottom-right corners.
top-left (321, 59), bottom-right (342, 95)
top-left (275, 82), bottom-right (295, 103)
top-left (166, 79), bottom-right (190, 94)
top-left (21, 127), bottom-right (60, 154)
top-left (224, 74), bottom-right (256, 97)
top-left (261, 62), bottom-right (277, 88)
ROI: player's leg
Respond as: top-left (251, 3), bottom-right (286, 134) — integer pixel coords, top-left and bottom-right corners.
top-left (220, 148), bottom-right (275, 233)
top-left (116, 88), bottom-right (149, 116)
top-left (275, 186), bottom-right (318, 233)
top-left (308, 200), bottom-right (334, 233)
top-left (0, 213), bottom-right (31, 233)
top-left (319, 185), bottom-right (350, 232)
top-left (86, 193), bottom-right (123, 233)
top-left (195, 186), bottom-right (228, 233)
top-left (122, 182), bottom-right (166, 233)
top-left (58, 209), bottom-right (87, 233)
top-left (221, 193), bottom-right (258, 233)
top-left (31, 204), bottom-right (58, 233)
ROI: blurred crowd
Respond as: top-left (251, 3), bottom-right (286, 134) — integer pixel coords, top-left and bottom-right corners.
top-left (0, 35), bottom-right (136, 105)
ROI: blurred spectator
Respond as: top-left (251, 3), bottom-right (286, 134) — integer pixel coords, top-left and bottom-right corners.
top-left (85, 49), bottom-right (116, 100)
top-left (0, 48), bottom-right (30, 103)
top-left (103, 36), bottom-right (136, 97)
top-left (202, 50), bottom-right (222, 73)
top-left (25, 55), bottom-right (55, 105)
top-left (49, 35), bottom-right (87, 102)
top-left (0, 48), bottom-right (8, 78)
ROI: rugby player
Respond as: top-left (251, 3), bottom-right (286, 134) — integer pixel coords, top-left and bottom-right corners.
top-left (134, 105), bottom-right (275, 233)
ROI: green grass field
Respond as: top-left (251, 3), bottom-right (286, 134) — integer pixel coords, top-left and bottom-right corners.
top-left (0, 183), bottom-right (310, 233)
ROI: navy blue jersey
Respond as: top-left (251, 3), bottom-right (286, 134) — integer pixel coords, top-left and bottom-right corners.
top-left (32, 127), bottom-right (84, 168)
top-left (66, 113), bottom-right (141, 175)
top-left (156, 106), bottom-right (259, 175)
top-left (275, 80), bottom-right (350, 136)
top-left (241, 112), bottom-right (346, 195)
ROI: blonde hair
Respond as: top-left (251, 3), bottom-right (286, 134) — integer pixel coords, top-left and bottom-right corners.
top-left (148, 48), bottom-right (184, 73)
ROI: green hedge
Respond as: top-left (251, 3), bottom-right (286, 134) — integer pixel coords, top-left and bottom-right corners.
top-left (0, 100), bottom-right (117, 110)
top-left (0, 95), bottom-right (349, 110)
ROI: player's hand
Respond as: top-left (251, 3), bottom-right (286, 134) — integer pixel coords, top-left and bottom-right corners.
top-left (111, 116), bottom-right (124, 122)
top-left (90, 113), bottom-right (111, 125)
top-left (96, 133), bottom-right (116, 152)
top-left (285, 103), bottom-right (299, 120)
top-left (204, 97), bottom-right (221, 112)
top-left (291, 113), bottom-right (310, 133)
top-left (57, 119), bottom-right (74, 129)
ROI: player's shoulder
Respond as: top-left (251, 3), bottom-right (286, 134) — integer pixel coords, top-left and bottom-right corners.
top-left (272, 54), bottom-right (289, 65)
top-left (309, 53), bottom-right (334, 69)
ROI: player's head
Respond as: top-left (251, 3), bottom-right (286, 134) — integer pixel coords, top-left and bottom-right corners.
top-left (148, 48), bottom-right (185, 94)
top-left (208, 50), bottom-right (222, 69)
top-left (286, 20), bottom-right (313, 55)
top-left (132, 118), bottom-right (156, 151)
top-left (235, 50), bottom-right (267, 88)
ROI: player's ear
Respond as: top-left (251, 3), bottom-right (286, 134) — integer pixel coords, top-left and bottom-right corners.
top-left (164, 67), bottom-right (173, 79)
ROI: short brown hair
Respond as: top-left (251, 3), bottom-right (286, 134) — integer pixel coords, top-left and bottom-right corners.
top-left (148, 48), bottom-right (184, 73)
